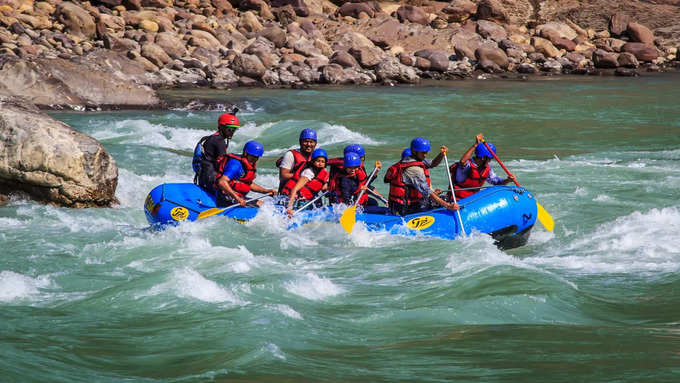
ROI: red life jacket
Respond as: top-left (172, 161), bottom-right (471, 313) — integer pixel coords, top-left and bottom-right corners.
top-left (277, 149), bottom-right (311, 173)
top-left (449, 159), bottom-right (490, 199)
top-left (385, 161), bottom-right (431, 206)
top-left (281, 165), bottom-right (330, 200)
top-left (217, 153), bottom-right (257, 198)
top-left (331, 167), bottom-right (368, 205)
top-left (328, 157), bottom-right (367, 192)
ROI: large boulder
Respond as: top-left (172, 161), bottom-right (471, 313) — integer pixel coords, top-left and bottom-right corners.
top-left (0, 98), bottom-right (118, 207)
top-left (476, 0), bottom-right (506, 23)
top-left (0, 55), bottom-right (159, 108)
top-left (627, 22), bottom-right (655, 45)
top-left (476, 20), bottom-right (507, 41)
top-left (441, 0), bottom-right (477, 23)
top-left (56, 2), bottom-right (96, 39)
top-left (414, 49), bottom-right (450, 72)
top-left (374, 57), bottom-right (419, 83)
top-left (396, 5), bottom-right (429, 26)
top-left (621, 42), bottom-right (659, 62)
top-left (592, 49), bottom-right (619, 68)
top-left (232, 53), bottom-right (266, 78)
top-left (609, 13), bottom-right (630, 37)
top-left (475, 46), bottom-right (509, 70)
top-left (155, 32), bottom-right (187, 59)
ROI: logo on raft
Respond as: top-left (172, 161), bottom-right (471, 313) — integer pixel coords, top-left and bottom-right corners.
top-left (171, 207), bottom-right (189, 221)
top-left (406, 216), bottom-right (435, 230)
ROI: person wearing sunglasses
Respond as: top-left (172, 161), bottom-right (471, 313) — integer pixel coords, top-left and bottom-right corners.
top-left (193, 112), bottom-right (240, 191)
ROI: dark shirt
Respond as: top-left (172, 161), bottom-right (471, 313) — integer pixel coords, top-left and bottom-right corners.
top-left (339, 176), bottom-right (360, 204)
top-left (198, 134), bottom-right (228, 188)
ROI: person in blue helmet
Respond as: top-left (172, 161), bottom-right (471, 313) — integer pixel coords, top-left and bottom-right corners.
top-left (337, 144), bottom-right (385, 204)
top-left (283, 148), bottom-right (330, 216)
top-left (215, 140), bottom-right (277, 207)
top-left (384, 137), bottom-right (458, 215)
top-left (277, 129), bottom-right (318, 193)
top-left (449, 133), bottom-right (515, 200)
top-left (330, 152), bottom-right (380, 206)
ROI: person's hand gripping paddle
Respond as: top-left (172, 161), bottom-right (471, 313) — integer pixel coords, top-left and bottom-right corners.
top-left (340, 165), bottom-right (381, 234)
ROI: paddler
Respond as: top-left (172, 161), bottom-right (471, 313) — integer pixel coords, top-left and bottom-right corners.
top-left (384, 137), bottom-right (458, 216)
top-left (283, 148), bottom-right (330, 216)
top-left (215, 140), bottom-right (276, 207)
top-left (193, 112), bottom-right (240, 189)
top-left (448, 133), bottom-right (515, 200)
top-left (277, 129), bottom-right (317, 193)
top-left (330, 152), bottom-right (381, 206)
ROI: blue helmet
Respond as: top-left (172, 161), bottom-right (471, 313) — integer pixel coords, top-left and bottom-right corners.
top-left (312, 148), bottom-right (328, 160)
top-left (343, 152), bottom-right (361, 167)
top-left (343, 144), bottom-right (365, 158)
top-left (475, 142), bottom-right (496, 159)
top-left (299, 129), bottom-right (317, 142)
top-left (401, 147), bottom-right (412, 159)
top-left (243, 140), bottom-right (264, 157)
top-left (410, 137), bottom-right (431, 153)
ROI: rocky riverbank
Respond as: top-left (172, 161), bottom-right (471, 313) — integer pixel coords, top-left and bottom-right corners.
top-left (1, 0), bottom-right (680, 109)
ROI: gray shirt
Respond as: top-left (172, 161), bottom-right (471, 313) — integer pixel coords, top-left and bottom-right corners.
top-left (401, 157), bottom-right (432, 201)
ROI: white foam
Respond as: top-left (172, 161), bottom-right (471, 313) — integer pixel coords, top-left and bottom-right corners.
top-left (284, 272), bottom-right (344, 300)
top-left (148, 268), bottom-right (244, 304)
top-left (532, 206), bottom-right (680, 274)
top-left (0, 271), bottom-right (51, 302)
top-left (272, 304), bottom-right (303, 319)
top-left (264, 343), bottom-right (286, 360)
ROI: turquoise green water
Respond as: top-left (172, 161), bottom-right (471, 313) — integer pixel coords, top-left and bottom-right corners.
top-left (2, 75), bottom-right (680, 382)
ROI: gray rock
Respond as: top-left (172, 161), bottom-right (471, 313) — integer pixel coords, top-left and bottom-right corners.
top-left (374, 57), bottom-right (419, 83)
top-left (232, 53), bottom-right (267, 78)
top-left (617, 52), bottom-right (639, 68)
top-left (541, 59), bottom-right (562, 73)
top-left (211, 65), bottom-right (239, 89)
top-left (475, 46), bottom-right (509, 69)
top-left (477, 20), bottom-right (507, 41)
top-left (155, 32), bottom-right (187, 59)
top-left (0, 98), bottom-right (117, 207)
top-left (141, 43), bottom-right (172, 67)
top-left (517, 63), bottom-right (537, 74)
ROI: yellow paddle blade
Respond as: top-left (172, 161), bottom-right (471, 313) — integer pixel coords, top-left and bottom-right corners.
top-left (536, 201), bottom-right (554, 232)
top-left (197, 207), bottom-right (224, 220)
top-left (339, 206), bottom-right (357, 234)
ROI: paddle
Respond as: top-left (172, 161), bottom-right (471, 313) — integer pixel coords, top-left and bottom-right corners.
top-left (197, 194), bottom-right (270, 220)
top-left (366, 188), bottom-right (388, 205)
top-left (443, 151), bottom-right (467, 236)
top-left (340, 167), bottom-right (380, 234)
top-left (482, 140), bottom-right (555, 232)
top-left (292, 191), bottom-right (330, 215)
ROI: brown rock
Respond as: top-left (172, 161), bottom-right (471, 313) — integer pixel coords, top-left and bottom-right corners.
top-left (270, 0), bottom-right (309, 17)
top-left (396, 5), bottom-right (428, 26)
top-left (232, 53), bottom-right (266, 78)
top-left (475, 46), bottom-right (508, 69)
top-left (414, 49), bottom-right (450, 72)
top-left (441, 0), bottom-right (477, 23)
top-left (188, 29), bottom-right (222, 50)
top-left (258, 25), bottom-right (287, 48)
top-left (621, 42), bottom-right (659, 62)
top-left (141, 0), bottom-right (172, 8)
top-left (141, 42), bottom-right (171, 67)
top-left (415, 56), bottom-right (430, 70)
top-left (211, 0), bottom-right (233, 17)
top-left (139, 19), bottom-right (159, 33)
top-left (57, 2), bottom-right (96, 39)
top-left (454, 42), bottom-right (475, 60)
top-left (239, 10), bottom-right (263, 33)
top-left (552, 37), bottom-right (576, 52)
top-left (617, 52), bottom-right (639, 68)
top-left (330, 50), bottom-right (358, 68)
top-left (155, 32), bottom-right (187, 59)
top-left (476, 0), bottom-right (506, 23)
top-left (272, 5), bottom-right (296, 26)
top-left (592, 49), bottom-right (619, 68)
top-left (609, 13), bottom-right (629, 37)
top-left (337, 2), bottom-right (374, 19)
top-left (399, 53), bottom-right (415, 66)
top-left (349, 46), bottom-right (381, 68)
top-left (476, 20), bottom-right (506, 41)
top-left (627, 22), bottom-right (654, 45)
top-left (531, 37), bottom-right (560, 58)
top-left (281, 53), bottom-right (306, 63)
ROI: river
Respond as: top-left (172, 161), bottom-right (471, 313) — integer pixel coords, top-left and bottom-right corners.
top-left (2, 74), bottom-right (680, 382)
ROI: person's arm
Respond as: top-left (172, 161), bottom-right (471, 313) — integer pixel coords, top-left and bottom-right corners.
top-left (460, 133), bottom-right (484, 164)
top-left (200, 137), bottom-right (226, 184)
top-left (250, 183), bottom-right (277, 195)
top-left (286, 176), bottom-right (310, 215)
top-left (429, 190), bottom-right (458, 210)
top-left (429, 146), bottom-right (448, 168)
top-left (278, 151), bottom-right (296, 183)
top-left (217, 176), bottom-right (246, 206)
top-left (485, 166), bottom-right (516, 185)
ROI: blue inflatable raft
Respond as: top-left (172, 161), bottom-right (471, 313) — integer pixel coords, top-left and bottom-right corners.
top-left (144, 183), bottom-right (537, 249)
